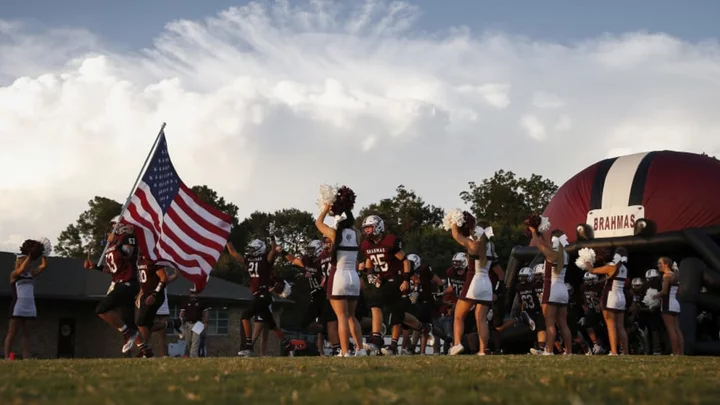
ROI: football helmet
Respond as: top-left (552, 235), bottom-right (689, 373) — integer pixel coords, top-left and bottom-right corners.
top-left (583, 272), bottom-right (599, 284)
top-left (246, 239), bottom-right (267, 257)
top-left (452, 252), bottom-right (468, 269)
top-left (645, 269), bottom-right (660, 279)
top-left (362, 215), bottom-right (385, 238)
top-left (631, 277), bottom-right (644, 289)
top-left (110, 215), bottom-right (121, 225)
top-left (518, 267), bottom-right (533, 283)
top-left (534, 263), bottom-right (545, 277)
top-left (407, 254), bottom-right (421, 272)
top-left (306, 240), bottom-right (323, 258)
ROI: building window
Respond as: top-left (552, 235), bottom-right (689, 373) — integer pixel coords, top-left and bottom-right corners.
top-left (207, 307), bottom-right (229, 336)
top-left (165, 304), bottom-right (228, 336)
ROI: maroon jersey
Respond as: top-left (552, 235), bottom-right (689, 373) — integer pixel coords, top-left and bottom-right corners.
top-left (244, 255), bottom-right (274, 294)
top-left (445, 267), bottom-right (466, 298)
top-left (416, 266), bottom-right (435, 302)
top-left (319, 251), bottom-right (332, 291)
top-left (533, 278), bottom-right (544, 303)
top-left (360, 234), bottom-right (404, 279)
top-left (517, 281), bottom-right (541, 314)
top-left (581, 282), bottom-right (603, 313)
top-left (301, 255), bottom-right (323, 291)
top-left (137, 256), bottom-right (163, 294)
top-left (104, 234), bottom-right (137, 283)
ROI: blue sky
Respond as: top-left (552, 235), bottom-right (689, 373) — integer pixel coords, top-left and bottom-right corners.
top-left (1, 0), bottom-right (720, 251)
top-left (4, 0), bottom-right (720, 49)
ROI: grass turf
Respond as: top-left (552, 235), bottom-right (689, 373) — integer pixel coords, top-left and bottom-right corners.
top-left (2, 356), bottom-right (720, 404)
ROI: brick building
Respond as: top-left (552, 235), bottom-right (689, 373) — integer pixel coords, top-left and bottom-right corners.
top-left (0, 252), bottom-right (291, 358)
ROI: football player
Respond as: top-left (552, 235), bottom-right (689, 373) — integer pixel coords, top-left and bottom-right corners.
top-left (579, 272), bottom-right (607, 355)
top-left (407, 253), bottom-right (443, 354)
top-left (496, 267), bottom-right (542, 345)
top-left (83, 215), bottom-right (141, 354)
top-left (134, 253), bottom-right (170, 358)
top-left (282, 240), bottom-right (326, 331)
top-left (360, 215), bottom-right (422, 355)
top-left (227, 240), bottom-right (295, 356)
top-left (318, 237), bottom-right (341, 355)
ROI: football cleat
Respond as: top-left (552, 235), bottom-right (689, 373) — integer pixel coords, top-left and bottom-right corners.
top-left (122, 330), bottom-right (138, 353)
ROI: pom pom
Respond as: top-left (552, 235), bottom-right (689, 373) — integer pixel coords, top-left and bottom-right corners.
top-left (643, 288), bottom-right (661, 309)
top-left (39, 237), bottom-right (52, 256)
top-left (19, 239), bottom-right (46, 260)
top-left (574, 248), bottom-right (596, 271)
top-left (443, 209), bottom-right (465, 231)
top-left (317, 184), bottom-right (339, 209)
top-left (332, 186), bottom-right (356, 215)
top-left (318, 184), bottom-right (356, 216)
top-left (672, 262), bottom-right (679, 272)
top-left (539, 216), bottom-right (551, 233)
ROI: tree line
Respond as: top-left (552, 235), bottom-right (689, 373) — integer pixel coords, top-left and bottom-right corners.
top-left (56, 171), bottom-right (558, 282)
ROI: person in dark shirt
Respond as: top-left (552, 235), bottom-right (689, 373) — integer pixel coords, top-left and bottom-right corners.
top-left (179, 288), bottom-right (209, 357)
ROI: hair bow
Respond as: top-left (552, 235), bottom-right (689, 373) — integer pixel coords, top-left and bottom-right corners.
top-left (612, 254), bottom-right (628, 265)
top-left (671, 262), bottom-right (679, 272)
top-left (551, 234), bottom-right (569, 249)
top-left (332, 212), bottom-right (348, 229)
top-left (474, 226), bottom-right (494, 239)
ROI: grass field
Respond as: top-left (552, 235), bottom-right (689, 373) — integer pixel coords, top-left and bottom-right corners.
top-left (3, 356), bottom-right (720, 405)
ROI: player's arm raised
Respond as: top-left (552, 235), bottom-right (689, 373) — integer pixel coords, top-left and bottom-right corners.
top-left (226, 242), bottom-right (245, 265)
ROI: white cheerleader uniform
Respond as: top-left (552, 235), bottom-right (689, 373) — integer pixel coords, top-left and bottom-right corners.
top-left (327, 228), bottom-right (361, 300)
top-left (157, 289), bottom-right (170, 316)
top-left (662, 276), bottom-right (680, 314)
top-left (11, 270), bottom-right (37, 319)
top-left (601, 262), bottom-right (628, 312)
top-left (542, 251), bottom-right (569, 306)
top-left (458, 254), bottom-right (493, 305)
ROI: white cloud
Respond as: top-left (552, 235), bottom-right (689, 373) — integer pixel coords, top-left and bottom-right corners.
top-left (532, 91), bottom-right (565, 109)
top-left (520, 115), bottom-right (547, 141)
top-left (2, 0), bottom-right (720, 252)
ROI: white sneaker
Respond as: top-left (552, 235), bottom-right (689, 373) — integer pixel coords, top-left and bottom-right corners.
top-left (122, 331), bottom-right (138, 353)
top-left (400, 348), bottom-right (412, 356)
top-left (363, 343), bottom-right (379, 356)
top-left (237, 350), bottom-right (253, 357)
top-left (381, 347), bottom-right (395, 356)
top-left (529, 348), bottom-right (543, 355)
top-left (541, 350), bottom-right (553, 356)
top-left (449, 344), bottom-right (464, 355)
top-left (335, 352), bottom-right (351, 357)
top-left (592, 344), bottom-right (605, 355)
top-left (355, 349), bottom-right (368, 357)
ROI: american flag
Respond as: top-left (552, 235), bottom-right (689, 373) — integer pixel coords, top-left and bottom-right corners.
top-left (121, 130), bottom-right (232, 292)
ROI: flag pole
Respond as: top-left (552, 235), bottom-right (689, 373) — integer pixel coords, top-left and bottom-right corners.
top-left (97, 122), bottom-right (167, 265)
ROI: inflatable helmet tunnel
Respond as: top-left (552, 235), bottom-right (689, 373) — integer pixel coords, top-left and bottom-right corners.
top-left (505, 150), bottom-right (720, 355)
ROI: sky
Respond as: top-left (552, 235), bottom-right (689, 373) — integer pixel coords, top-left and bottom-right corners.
top-left (1, 0), bottom-right (720, 254)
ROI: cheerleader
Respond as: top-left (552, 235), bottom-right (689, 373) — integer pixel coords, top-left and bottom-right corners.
top-left (585, 247), bottom-right (629, 355)
top-left (528, 221), bottom-right (573, 355)
top-left (655, 257), bottom-right (683, 355)
top-left (447, 211), bottom-right (493, 355)
top-left (4, 252), bottom-right (48, 360)
top-left (315, 185), bottom-right (365, 357)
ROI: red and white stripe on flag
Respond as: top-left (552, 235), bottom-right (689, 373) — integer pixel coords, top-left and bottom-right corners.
top-left (120, 132), bottom-right (232, 292)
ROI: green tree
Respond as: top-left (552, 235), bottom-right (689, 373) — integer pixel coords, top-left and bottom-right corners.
top-left (357, 185), bottom-right (444, 234)
top-left (459, 170), bottom-right (558, 267)
top-left (56, 196), bottom-right (122, 259)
